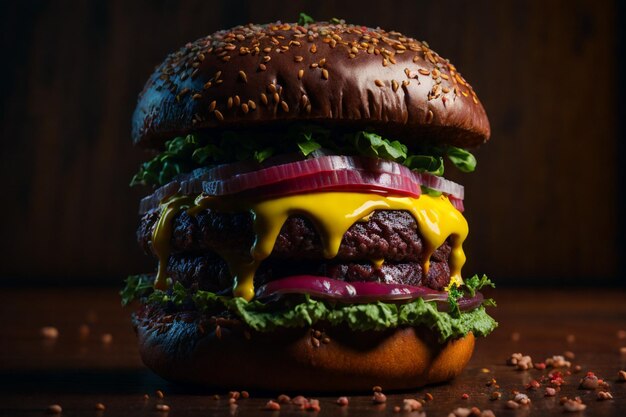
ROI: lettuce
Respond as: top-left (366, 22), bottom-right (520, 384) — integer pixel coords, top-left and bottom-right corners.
top-left (121, 275), bottom-right (497, 341)
top-left (131, 126), bottom-right (479, 187)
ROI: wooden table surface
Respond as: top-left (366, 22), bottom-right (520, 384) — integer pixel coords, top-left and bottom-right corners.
top-left (1, 287), bottom-right (625, 416)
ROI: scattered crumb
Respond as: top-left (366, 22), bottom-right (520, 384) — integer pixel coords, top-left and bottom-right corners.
top-left (566, 334), bottom-right (576, 343)
top-left (229, 391), bottom-right (240, 400)
top-left (573, 365), bottom-right (582, 373)
top-left (212, 394), bottom-right (220, 400)
top-left (618, 330), bottom-right (626, 339)
top-left (40, 326), bottom-right (59, 340)
top-left (228, 398), bottom-right (236, 405)
top-left (461, 393), bottom-right (469, 400)
top-left (46, 404), bottom-right (62, 414)
top-left (402, 398), bottom-right (422, 411)
top-left (562, 398), bottom-right (586, 412)
top-left (101, 333), bottom-right (113, 344)
top-left (424, 392), bottom-right (433, 401)
top-left (511, 332), bottom-right (520, 341)
top-left (449, 407), bottom-right (471, 417)
top-left (505, 400), bottom-right (519, 409)
top-left (579, 372), bottom-right (599, 390)
top-left (155, 390), bottom-right (164, 399)
top-left (277, 394), bottom-right (291, 404)
top-left (143, 394), bottom-right (150, 401)
top-left (372, 391), bottom-right (387, 404)
top-left (620, 347), bottom-right (626, 355)
top-left (480, 368), bottom-right (490, 373)
top-left (95, 403), bottom-right (105, 411)
top-left (290, 396), bottom-right (306, 405)
top-left (534, 362), bottom-right (546, 370)
top-left (305, 399), bottom-right (320, 412)
top-left (513, 393), bottom-right (531, 405)
top-left (155, 404), bottom-right (170, 411)
top-left (546, 355), bottom-right (571, 368)
top-left (597, 391), bottom-right (613, 401)
top-left (618, 370), bottom-right (626, 382)
top-left (507, 352), bottom-right (533, 370)
top-left (372, 385), bottom-right (383, 392)
top-left (525, 380), bottom-right (540, 390)
top-left (490, 391), bottom-right (501, 400)
top-left (336, 396), bottom-right (349, 406)
top-left (393, 405), bottom-right (401, 413)
top-left (241, 391), bottom-right (249, 399)
top-left (263, 400), bottom-right (280, 411)
top-left (545, 387), bottom-right (557, 397)
top-left (563, 351), bottom-right (575, 360)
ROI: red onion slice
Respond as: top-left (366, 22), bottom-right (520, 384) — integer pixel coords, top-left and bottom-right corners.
top-left (138, 155), bottom-right (466, 214)
top-left (204, 168), bottom-right (422, 199)
top-left (255, 275), bottom-right (484, 312)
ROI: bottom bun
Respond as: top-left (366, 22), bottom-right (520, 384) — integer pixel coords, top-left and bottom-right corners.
top-left (134, 306), bottom-right (475, 392)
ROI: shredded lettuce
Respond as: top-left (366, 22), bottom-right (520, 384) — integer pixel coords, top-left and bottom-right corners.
top-left (120, 275), bottom-right (497, 341)
top-left (131, 126), bottom-right (479, 187)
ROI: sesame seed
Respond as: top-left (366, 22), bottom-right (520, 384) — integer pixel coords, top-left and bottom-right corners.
top-left (203, 81), bottom-right (212, 89)
top-left (273, 92), bottom-right (280, 103)
top-left (197, 53), bottom-right (205, 61)
top-left (238, 71), bottom-right (247, 83)
top-left (402, 80), bottom-right (410, 87)
top-left (234, 95), bottom-right (240, 106)
top-left (248, 100), bottom-right (256, 110)
top-left (351, 46), bottom-right (358, 54)
top-left (300, 94), bottom-right (308, 107)
top-left (441, 73), bottom-right (450, 80)
top-left (221, 55), bottom-right (231, 62)
top-left (260, 93), bottom-right (268, 105)
top-left (280, 101), bottom-right (289, 112)
top-left (268, 84), bottom-right (277, 94)
top-left (392, 80), bottom-right (399, 92)
top-left (263, 55), bottom-right (271, 62)
top-left (375, 79), bottom-right (384, 87)
top-left (413, 56), bottom-right (420, 63)
top-left (227, 97), bottom-right (233, 109)
top-left (214, 110), bottom-right (224, 121)
top-left (310, 44), bottom-right (317, 53)
top-left (298, 69), bottom-right (304, 79)
top-left (472, 95), bottom-right (478, 104)
top-left (258, 63), bottom-right (267, 71)
top-left (215, 71), bottom-right (222, 79)
top-left (319, 58), bottom-right (326, 66)
top-left (306, 104), bottom-right (312, 113)
top-left (192, 93), bottom-right (202, 100)
top-left (442, 87), bottom-right (450, 93)
top-left (294, 55), bottom-right (304, 62)
top-left (322, 69), bottom-right (329, 80)
top-left (426, 109), bottom-right (434, 123)
top-left (241, 103), bottom-right (249, 113)
top-left (209, 101), bottom-right (216, 112)
top-left (310, 62), bottom-right (318, 68)
top-left (418, 68), bottom-right (430, 75)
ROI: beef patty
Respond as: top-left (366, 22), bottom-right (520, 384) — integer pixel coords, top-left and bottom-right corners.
top-left (138, 208), bottom-right (453, 292)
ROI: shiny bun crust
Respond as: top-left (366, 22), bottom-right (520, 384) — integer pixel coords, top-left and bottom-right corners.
top-left (133, 21), bottom-right (490, 149)
top-left (133, 306), bottom-right (475, 391)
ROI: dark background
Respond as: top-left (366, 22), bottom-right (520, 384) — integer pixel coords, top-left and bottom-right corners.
top-left (1, 0), bottom-right (623, 286)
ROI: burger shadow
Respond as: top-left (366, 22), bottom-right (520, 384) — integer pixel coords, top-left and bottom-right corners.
top-left (0, 368), bottom-right (168, 395)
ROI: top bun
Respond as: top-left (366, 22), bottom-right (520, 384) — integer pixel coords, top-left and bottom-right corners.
top-left (132, 21), bottom-right (490, 149)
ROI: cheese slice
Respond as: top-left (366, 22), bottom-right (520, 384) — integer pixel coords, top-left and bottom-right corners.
top-left (152, 192), bottom-right (469, 300)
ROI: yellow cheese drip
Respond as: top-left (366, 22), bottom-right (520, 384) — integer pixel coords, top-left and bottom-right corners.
top-left (151, 195), bottom-right (196, 290)
top-left (189, 192), bottom-right (468, 301)
top-left (371, 258), bottom-right (385, 269)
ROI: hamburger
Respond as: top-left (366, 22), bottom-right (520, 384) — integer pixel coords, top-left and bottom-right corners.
top-left (122, 16), bottom-right (497, 391)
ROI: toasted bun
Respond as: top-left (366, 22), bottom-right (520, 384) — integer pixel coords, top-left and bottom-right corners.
top-left (133, 306), bottom-right (475, 392)
top-left (133, 21), bottom-right (490, 150)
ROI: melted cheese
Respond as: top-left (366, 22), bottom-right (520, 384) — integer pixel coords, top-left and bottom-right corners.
top-left (152, 192), bottom-right (468, 301)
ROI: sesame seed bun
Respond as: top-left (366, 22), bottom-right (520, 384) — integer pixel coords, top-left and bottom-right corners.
top-left (133, 306), bottom-right (475, 392)
top-left (132, 21), bottom-right (490, 150)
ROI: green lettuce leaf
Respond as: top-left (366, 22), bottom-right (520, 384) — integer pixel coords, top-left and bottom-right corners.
top-left (121, 277), bottom-right (497, 341)
top-left (131, 126), bottom-right (479, 187)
